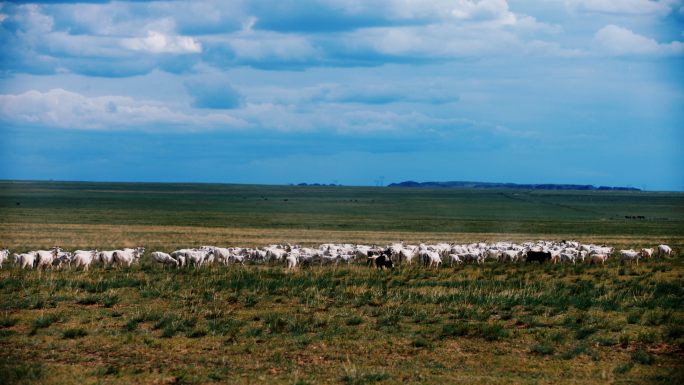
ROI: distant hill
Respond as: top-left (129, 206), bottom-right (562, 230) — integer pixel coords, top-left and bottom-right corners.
top-left (386, 181), bottom-right (640, 191)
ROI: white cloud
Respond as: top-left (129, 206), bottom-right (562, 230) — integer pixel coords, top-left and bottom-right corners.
top-left (344, 22), bottom-right (549, 59)
top-left (594, 24), bottom-right (684, 56)
top-left (0, 89), bottom-right (245, 131)
top-left (514, 15), bottom-right (563, 34)
top-left (211, 21), bottom-right (320, 62)
top-left (45, 32), bottom-right (129, 58)
top-left (337, 0), bottom-right (517, 24)
top-left (288, 83), bottom-right (460, 105)
top-left (13, 4), bottom-right (54, 35)
top-left (0, 88), bottom-right (526, 144)
top-left (558, 0), bottom-right (680, 16)
top-left (121, 31), bottom-right (202, 54)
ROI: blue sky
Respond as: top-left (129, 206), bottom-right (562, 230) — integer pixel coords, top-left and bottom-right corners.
top-left (0, 0), bottom-right (682, 190)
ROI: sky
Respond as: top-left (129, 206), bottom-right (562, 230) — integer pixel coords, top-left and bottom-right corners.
top-left (0, 0), bottom-right (682, 191)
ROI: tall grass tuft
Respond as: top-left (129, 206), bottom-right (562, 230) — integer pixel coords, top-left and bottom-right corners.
top-left (340, 366), bottom-right (390, 385)
top-left (62, 328), bottom-right (88, 339)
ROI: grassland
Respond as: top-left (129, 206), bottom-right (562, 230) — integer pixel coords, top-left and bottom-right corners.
top-left (0, 181), bottom-right (682, 250)
top-left (0, 181), bottom-right (683, 384)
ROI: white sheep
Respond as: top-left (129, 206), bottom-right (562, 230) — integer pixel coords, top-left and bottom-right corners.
top-left (113, 247), bottom-right (145, 268)
top-left (285, 253), bottom-right (298, 271)
top-left (72, 250), bottom-right (98, 271)
top-left (657, 245), bottom-right (673, 257)
top-left (0, 248), bottom-right (9, 269)
top-left (150, 251), bottom-right (179, 268)
top-left (14, 252), bottom-right (36, 269)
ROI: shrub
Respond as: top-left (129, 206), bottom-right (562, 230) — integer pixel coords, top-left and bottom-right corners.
top-left (614, 362), bottom-right (634, 374)
top-left (62, 328), bottom-right (88, 339)
top-left (101, 295), bottom-right (119, 308)
top-left (561, 344), bottom-right (588, 360)
top-left (0, 316), bottom-right (19, 329)
top-left (77, 296), bottom-right (99, 305)
top-left (346, 316), bottom-right (364, 326)
top-left (186, 328), bottom-right (208, 338)
top-left (637, 330), bottom-right (658, 344)
top-left (473, 322), bottom-right (509, 341)
top-left (619, 333), bottom-right (631, 347)
top-left (626, 313), bottom-right (642, 324)
top-left (242, 295), bottom-right (258, 308)
top-left (595, 337), bottom-right (618, 346)
top-left (0, 360), bottom-right (44, 382)
top-left (243, 327), bottom-right (264, 338)
top-left (160, 327), bottom-right (176, 338)
top-left (631, 351), bottom-right (657, 365)
top-left (549, 332), bottom-right (566, 343)
top-left (441, 322), bottom-right (471, 338)
top-left (663, 325), bottom-right (684, 341)
top-left (124, 318), bottom-right (139, 332)
top-left (643, 311), bottom-right (663, 326)
top-left (410, 337), bottom-right (433, 349)
top-left (33, 314), bottom-right (60, 330)
top-left (517, 316), bottom-right (538, 328)
top-left (530, 343), bottom-right (555, 356)
top-left (574, 326), bottom-right (597, 340)
top-left (374, 313), bottom-right (401, 332)
top-left (263, 313), bottom-right (289, 334)
top-left (570, 296), bottom-right (592, 311)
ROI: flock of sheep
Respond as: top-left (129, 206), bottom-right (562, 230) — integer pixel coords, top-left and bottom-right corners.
top-left (0, 240), bottom-right (675, 272)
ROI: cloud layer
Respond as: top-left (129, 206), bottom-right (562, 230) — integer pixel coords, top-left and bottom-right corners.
top-left (0, 0), bottom-right (682, 190)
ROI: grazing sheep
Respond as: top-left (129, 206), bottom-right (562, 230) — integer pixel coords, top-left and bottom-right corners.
top-left (51, 252), bottom-right (73, 269)
top-left (657, 245), bottom-right (673, 257)
top-left (426, 252), bottom-right (442, 268)
top-left (285, 253), bottom-right (298, 271)
top-left (96, 251), bottom-right (117, 268)
top-left (619, 249), bottom-right (641, 265)
top-left (448, 254), bottom-right (463, 267)
top-left (588, 254), bottom-right (607, 265)
top-left (640, 248), bottom-right (654, 258)
top-left (0, 248), bottom-right (9, 269)
top-left (150, 251), bottom-right (179, 268)
top-left (34, 248), bottom-right (60, 270)
top-left (560, 253), bottom-right (577, 265)
top-left (113, 247), bottom-right (145, 268)
top-left (72, 250), bottom-right (98, 271)
top-left (15, 252), bottom-right (37, 269)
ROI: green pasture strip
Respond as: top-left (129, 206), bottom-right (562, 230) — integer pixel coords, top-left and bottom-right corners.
top-left (1, 181), bottom-right (682, 237)
top-left (1, 260), bottom-right (683, 384)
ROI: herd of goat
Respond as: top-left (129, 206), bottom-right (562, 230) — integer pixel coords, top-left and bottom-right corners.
top-left (0, 241), bottom-right (675, 272)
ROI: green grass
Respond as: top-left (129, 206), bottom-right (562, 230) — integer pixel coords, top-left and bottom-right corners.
top-left (1, 260), bottom-right (682, 383)
top-left (0, 181), bottom-right (682, 383)
top-left (1, 181), bottom-right (683, 252)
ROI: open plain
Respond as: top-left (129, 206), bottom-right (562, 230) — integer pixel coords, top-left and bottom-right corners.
top-left (0, 181), bottom-right (683, 384)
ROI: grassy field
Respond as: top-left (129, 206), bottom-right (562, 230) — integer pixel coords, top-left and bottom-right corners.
top-left (0, 181), bottom-right (683, 384)
top-left (1, 181), bottom-right (682, 250)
